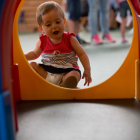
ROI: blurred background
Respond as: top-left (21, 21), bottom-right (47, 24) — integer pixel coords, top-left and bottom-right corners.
top-left (18, 0), bottom-right (133, 33)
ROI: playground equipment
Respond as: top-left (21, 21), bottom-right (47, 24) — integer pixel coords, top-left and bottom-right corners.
top-left (0, 0), bottom-right (20, 140)
top-left (0, 0), bottom-right (140, 139)
top-left (13, 0), bottom-right (140, 100)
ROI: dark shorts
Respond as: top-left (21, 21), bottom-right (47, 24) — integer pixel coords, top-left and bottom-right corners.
top-left (120, 1), bottom-right (132, 18)
top-left (39, 64), bottom-right (81, 76)
top-left (67, 0), bottom-right (81, 21)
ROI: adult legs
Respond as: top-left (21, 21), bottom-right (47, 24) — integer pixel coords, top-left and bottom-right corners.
top-left (87, 0), bottom-right (104, 44)
top-left (67, 0), bottom-right (87, 44)
top-left (87, 0), bottom-right (99, 36)
top-left (67, 0), bottom-right (80, 36)
top-left (99, 0), bottom-right (110, 36)
top-left (120, 1), bottom-right (132, 42)
top-left (120, 18), bottom-right (127, 39)
top-left (100, 0), bottom-right (115, 42)
top-left (67, 20), bottom-right (79, 36)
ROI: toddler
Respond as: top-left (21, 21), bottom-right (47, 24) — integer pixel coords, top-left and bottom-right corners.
top-left (25, 1), bottom-right (92, 88)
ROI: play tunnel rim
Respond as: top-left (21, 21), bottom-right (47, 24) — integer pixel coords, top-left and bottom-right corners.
top-left (12, 0), bottom-right (139, 100)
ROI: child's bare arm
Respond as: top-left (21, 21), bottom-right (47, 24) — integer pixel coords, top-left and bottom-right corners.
top-left (70, 36), bottom-right (92, 86)
top-left (25, 39), bottom-right (42, 61)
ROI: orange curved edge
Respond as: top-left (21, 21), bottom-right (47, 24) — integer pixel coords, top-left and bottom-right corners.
top-left (13, 0), bottom-right (138, 100)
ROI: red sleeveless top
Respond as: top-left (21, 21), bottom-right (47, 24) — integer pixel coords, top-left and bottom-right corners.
top-left (39, 32), bottom-right (79, 70)
top-left (39, 32), bottom-right (75, 54)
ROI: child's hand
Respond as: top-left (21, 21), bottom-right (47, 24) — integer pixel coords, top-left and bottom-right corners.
top-left (82, 70), bottom-right (92, 86)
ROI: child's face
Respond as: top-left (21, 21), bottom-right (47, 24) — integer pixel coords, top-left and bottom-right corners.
top-left (39, 9), bottom-right (66, 42)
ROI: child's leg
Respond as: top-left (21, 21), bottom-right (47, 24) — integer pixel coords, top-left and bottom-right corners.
top-left (30, 62), bottom-right (47, 79)
top-left (62, 70), bottom-right (81, 82)
top-left (60, 70), bottom-right (81, 88)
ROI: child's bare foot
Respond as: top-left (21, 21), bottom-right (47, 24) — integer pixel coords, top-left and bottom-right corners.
top-left (60, 76), bottom-right (78, 88)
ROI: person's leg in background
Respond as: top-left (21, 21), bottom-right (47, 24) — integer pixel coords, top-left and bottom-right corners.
top-left (120, 1), bottom-right (127, 43)
top-left (109, 5), bottom-right (114, 29)
top-left (87, 0), bottom-right (103, 44)
top-left (67, 0), bottom-right (87, 45)
top-left (120, 17), bottom-right (127, 43)
top-left (120, 1), bottom-right (132, 43)
top-left (100, 0), bottom-right (116, 42)
top-left (109, 0), bottom-right (119, 29)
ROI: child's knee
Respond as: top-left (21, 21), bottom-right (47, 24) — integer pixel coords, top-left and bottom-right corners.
top-left (30, 62), bottom-right (38, 69)
top-left (66, 70), bottom-right (81, 81)
top-left (73, 71), bottom-right (81, 80)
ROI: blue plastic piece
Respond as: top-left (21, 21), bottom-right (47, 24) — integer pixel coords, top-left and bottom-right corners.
top-left (0, 1), bottom-right (15, 140)
top-left (0, 0), bottom-right (6, 92)
top-left (0, 90), bottom-right (15, 140)
top-left (0, 60), bottom-right (2, 92)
